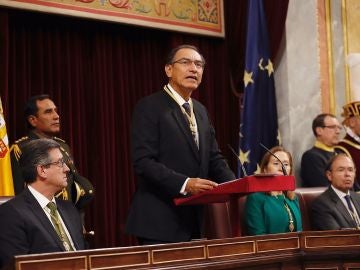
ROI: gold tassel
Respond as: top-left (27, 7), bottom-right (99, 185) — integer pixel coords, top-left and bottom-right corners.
top-left (55, 188), bottom-right (68, 200)
top-left (11, 144), bottom-right (22, 161)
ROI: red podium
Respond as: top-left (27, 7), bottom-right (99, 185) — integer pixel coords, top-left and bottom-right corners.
top-left (174, 175), bottom-right (295, 205)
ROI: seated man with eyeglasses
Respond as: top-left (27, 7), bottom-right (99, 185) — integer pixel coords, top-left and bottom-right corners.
top-left (311, 153), bottom-right (360, 230)
top-left (0, 138), bottom-right (86, 269)
top-left (301, 113), bottom-right (342, 187)
top-left (335, 101), bottom-right (360, 191)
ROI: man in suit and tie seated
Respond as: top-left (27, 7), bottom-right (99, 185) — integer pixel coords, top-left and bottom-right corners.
top-left (0, 139), bottom-right (85, 269)
top-left (10, 95), bottom-right (94, 217)
top-left (311, 153), bottom-right (360, 230)
top-left (126, 44), bottom-right (235, 245)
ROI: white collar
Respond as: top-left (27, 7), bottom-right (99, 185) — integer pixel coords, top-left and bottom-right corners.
top-left (345, 126), bottom-right (360, 143)
top-left (28, 185), bottom-right (55, 209)
top-left (331, 185), bottom-right (350, 199)
top-left (166, 84), bottom-right (193, 107)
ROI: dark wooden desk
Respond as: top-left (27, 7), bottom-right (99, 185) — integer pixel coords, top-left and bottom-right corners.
top-left (10, 230), bottom-right (360, 270)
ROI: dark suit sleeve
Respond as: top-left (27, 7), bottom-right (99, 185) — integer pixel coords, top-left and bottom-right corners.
top-left (0, 203), bottom-right (30, 269)
top-left (301, 151), bottom-right (329, 187)
top-left (131, 100), bottom-right (188, 197)
top-left (311, 197), bottom-right (341, 230)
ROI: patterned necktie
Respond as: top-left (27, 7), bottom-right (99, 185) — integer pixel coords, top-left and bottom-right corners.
top-left (344, 195), bottom-right (359, 227)
top-left (182, 102), bottom-right (198, 147)
top-left (47, 202), bottom-right (74, 251)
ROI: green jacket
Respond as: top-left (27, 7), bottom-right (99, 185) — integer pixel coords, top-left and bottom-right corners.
top-left (245, 192), bottom-right (302, 235)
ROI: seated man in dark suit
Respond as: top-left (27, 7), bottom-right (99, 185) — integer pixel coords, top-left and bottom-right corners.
top-left (0, 139), bottom-right (85, 269)
top-left (311, 153), bottom-right (360, 230)
top-left (301, 113), bottom-right (342, 187)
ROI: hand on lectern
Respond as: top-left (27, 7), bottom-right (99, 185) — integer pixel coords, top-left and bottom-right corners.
top-left (185, 178), bottom-right (218, 195)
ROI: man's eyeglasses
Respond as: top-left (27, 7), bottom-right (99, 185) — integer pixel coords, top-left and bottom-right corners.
top-left (171, 58), bottom-right (205, 69)
top-left (330, 167), bottom-right (355, 173)
top-left (322, 125), bottom-right (343, 131)
top-left (42, 158), bottom-right (66, 168)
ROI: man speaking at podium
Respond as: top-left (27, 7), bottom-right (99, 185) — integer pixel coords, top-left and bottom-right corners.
top-left (126, 45), bottom-right (235, 245)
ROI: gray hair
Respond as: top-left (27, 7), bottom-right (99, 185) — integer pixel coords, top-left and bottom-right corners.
top-left (19, 138), bottom-right (61, 184)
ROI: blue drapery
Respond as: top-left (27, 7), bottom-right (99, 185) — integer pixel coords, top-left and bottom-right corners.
top-left (239, 0), bottom-right (279, 177)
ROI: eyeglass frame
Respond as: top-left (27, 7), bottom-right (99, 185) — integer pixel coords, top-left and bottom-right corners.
top-left (171, 58), bottom-right (205, 69)
top-left (329, 167), bottom-right (356, 173)
top-left (41, 158), bottom-right (67, 168)
top-left (321, 125), bottom-right (343, 131)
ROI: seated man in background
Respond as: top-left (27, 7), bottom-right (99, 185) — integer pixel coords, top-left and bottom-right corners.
top-left (311, 153), bottom-right (360, 230)
top-left (245, 146), bottom-right (302, 235)
top-left (0, 139), bottom-right (86, 269)
top-left (10, 95), bottom-right (94, 217)
top-left (335, 101), bottom-right (360, 191)
top-left (301, 113), bottom-right (342, 187)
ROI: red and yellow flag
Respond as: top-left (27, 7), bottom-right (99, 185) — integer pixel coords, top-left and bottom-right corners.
top-left (0, 97), bottom-right (14, 196)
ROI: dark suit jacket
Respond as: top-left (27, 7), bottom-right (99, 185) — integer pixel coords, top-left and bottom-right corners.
top-left (0, 188), bottom-right (85, 269)
top-left (125, 89), bottom-right (235, 242)
top-left (301, 146), bottom-right (335, 187)
top-left (311, 187), bottom-right (360, 230)
top-left (335, 134), bottom-right (360, 191)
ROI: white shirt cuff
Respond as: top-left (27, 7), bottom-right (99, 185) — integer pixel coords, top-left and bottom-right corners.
top-left (180, 178), bottom-right (190, 195)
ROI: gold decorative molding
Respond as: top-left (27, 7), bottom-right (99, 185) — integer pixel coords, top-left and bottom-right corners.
top-left (256, 236), bottom-right (300, 253)
top-left (317, 0), bottom-right (332, 113)
top-left (18, 256), bottom-right (87, 270)
top-left (207, 240), bottom-right (255, 258)
top-left (152, 245), bottom-right (206, 264)
top-left (342, 0), bottom-right (360, 102)
top-left (325, 0), bottom-right (336, 114)
top-left (304, 233), bottom-right (360, 248)
top-left (342, 0), bottom-right (351, 103)
top-left (89, 251), bottom-right (150, 269)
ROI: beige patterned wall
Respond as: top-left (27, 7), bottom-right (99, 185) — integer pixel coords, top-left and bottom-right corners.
top-left (0, 0), bottom-right (224, 37)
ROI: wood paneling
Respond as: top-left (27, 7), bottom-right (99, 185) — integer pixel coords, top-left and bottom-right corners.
top-left (12, 230), bottom-right (360, 270)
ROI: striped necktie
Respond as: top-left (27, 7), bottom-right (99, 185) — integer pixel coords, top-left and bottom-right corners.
top-left (182, 102), bottom-right (198, 147)
top-left (344, 195), bottom-right (360, 227)
top-left (182, 102), bottom-right (191, 116)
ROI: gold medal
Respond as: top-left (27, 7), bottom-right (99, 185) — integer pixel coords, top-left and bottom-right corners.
top-left (289, 221), bottom-right (294, 232)
top-left (284, 201), bottom-right (295, 232)
top-left (63, 240), bottom-right (71, 251)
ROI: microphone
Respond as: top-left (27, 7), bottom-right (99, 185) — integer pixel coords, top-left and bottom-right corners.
top-left (259, 143), bottom-right (287, 176)
top-left (227, 144), bottom-right (247, 176)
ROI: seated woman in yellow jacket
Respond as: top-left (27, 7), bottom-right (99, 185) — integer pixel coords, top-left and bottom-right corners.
top-left (245, 146), bottom-right (302, 235)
